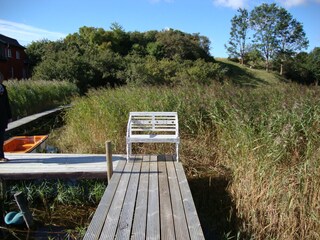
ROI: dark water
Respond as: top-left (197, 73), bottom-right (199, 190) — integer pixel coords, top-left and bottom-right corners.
top-left (189, 176), bottom-right (239, 240)
top-left (0, 205), bottom-right (95, 239)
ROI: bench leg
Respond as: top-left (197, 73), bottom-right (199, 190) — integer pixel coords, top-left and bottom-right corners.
top-left (127, 143), bottom-right (132, 161)
top-left (176, 143), bottom-right (179, 162)
top-left (126, 143), bottom-right (129, 161)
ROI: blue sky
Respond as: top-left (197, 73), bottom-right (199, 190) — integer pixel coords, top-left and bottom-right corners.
top-left (1, 0), bottom-right (319, 57)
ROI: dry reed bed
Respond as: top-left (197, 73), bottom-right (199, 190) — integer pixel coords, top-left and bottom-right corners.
top-left (55, 82), bottom-right (320, 239)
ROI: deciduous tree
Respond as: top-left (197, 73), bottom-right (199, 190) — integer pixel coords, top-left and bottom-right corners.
top-left (276, 7), bottom-right (308, 75)
top-left (250, 3), bottom-right (308, 73)
top-left (226, 8), bottom-right (249, 65)
top-left (250, 3), bottom-right (279, 71)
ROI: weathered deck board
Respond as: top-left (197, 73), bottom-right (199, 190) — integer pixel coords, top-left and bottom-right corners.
top-left (83, 159), bottom-right (126, 240)
top-left (146, 155), bottom-right (160, 240)
top-left (100, 160), bottom-right (134, 239)
top-left (115, 158), bottom-right (142, 240)
top-left (83, 155), bottom-right (205, 240)
top-left (131, 156), bottom-right (150, 240)
top-left (176, 162), bottom-right (205, 240)
top-left (167, 158), bottom-right (190, 240)
top-left (0, 153), bottom-right (123, 180)
top-left (158, 155), bottom-right (175, 239)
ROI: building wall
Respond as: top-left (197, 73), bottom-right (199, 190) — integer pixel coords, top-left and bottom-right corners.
top-left (0, 43), bottom-right (28, 80)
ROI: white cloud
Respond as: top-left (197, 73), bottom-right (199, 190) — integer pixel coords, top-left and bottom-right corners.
top-left (276, 0), bottom-right (307, 7)
top-left (277, 0), bottom-right (320, 7)
top-left (213, 0), bottom-right (247, 9)
top-left (0, 19), bottom-right (66, 46)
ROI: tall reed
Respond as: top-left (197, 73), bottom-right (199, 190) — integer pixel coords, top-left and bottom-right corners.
top-left (213, 84), bottom-right (320, 239)
top-left (5, 79), bottom-right (78, 119)
top-left (55, 82), bottom-right (320, 239)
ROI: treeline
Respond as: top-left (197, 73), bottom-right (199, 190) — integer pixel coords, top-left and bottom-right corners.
top-left (225, 3), bottom-right (320, 84)
top-left (26, 24), bottom-right (225, 92)
top-left (283, 48), bottom-right (320, 85)
top-left (26, 6), bottom-right (319, 89)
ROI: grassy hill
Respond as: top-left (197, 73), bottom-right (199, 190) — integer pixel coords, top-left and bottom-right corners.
top-left (216, 58), bottom-right (285, 86)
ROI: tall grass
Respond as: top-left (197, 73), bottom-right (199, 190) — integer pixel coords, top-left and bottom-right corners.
top-left (215, 85), bottom-right (320, 239)
top-left (7, 179), bottom-right (106, 207)
top-left (55, 82), bottom-right (320, 239)
top-left (5, 79), bottom-right (78, 119)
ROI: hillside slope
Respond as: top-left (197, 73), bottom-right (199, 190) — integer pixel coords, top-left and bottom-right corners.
top-left (216, 58), bottom-right (286, 86)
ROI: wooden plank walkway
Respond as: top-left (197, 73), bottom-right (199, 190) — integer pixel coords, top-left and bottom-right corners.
top-left (84, 155), bottom-right (205, 240)
top-left (6, 105), bottom-right (70, 132)
top-left (0, 153), bottom-right (122, 180)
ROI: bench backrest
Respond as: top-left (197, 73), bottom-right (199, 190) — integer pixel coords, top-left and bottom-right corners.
top-left (127, 112), bottom-right (179, 137)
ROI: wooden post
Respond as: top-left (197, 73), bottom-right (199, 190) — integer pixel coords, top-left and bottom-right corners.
top-left (0, 178), bottom-right (5, 202)
top-left (0, 178), bottom-right (6, 220)
top-left (14, 191), bottom-right (34, 229)
top-left (106, 141), bottom-right (113, 182)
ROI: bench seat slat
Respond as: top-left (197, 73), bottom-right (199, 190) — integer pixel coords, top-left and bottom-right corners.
top-left (128, 134), bottom-right (179, 143)
top-left (131, 124), bottom-right (176, 128)
top-left (132, 120), bottom-right (176, 124)
top-left (131, 128), bottom-right (176, 132)
top-left (130, 112), bottom-right (176, 116)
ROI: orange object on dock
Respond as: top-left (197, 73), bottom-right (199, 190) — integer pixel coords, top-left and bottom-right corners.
top-left (4, 135), bottom-right (48, 153)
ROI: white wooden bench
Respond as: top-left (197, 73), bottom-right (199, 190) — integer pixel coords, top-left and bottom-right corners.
top-left (126, 112), bottom-right (180, 161)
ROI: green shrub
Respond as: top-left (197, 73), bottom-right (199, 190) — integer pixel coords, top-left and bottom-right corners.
top-left (121, 55), bottom-right (227, 86)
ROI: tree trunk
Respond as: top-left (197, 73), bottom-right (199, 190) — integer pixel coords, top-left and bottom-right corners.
top-left (280, 63), bottom-right (283, 75)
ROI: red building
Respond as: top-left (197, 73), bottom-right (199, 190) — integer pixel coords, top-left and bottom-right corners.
top-left (0, 34), bottom-right (29, 80)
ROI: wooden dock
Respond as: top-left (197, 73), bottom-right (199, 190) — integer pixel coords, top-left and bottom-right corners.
top-left (6, 105), bottom-right (69, 132)
top-left (0, 153), bottom-right (122, 180)
top-left (84, 155), bottom-right (205, 240)
top-left (0, 153), bottom-right (205, 239)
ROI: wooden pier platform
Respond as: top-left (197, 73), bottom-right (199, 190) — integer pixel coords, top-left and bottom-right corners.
top-left (0, 153), bottom-right (122, 180)
top-left (6, 105), bottom-right (69, 132)
top-left (84, 155), bottom-right (205, 240)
